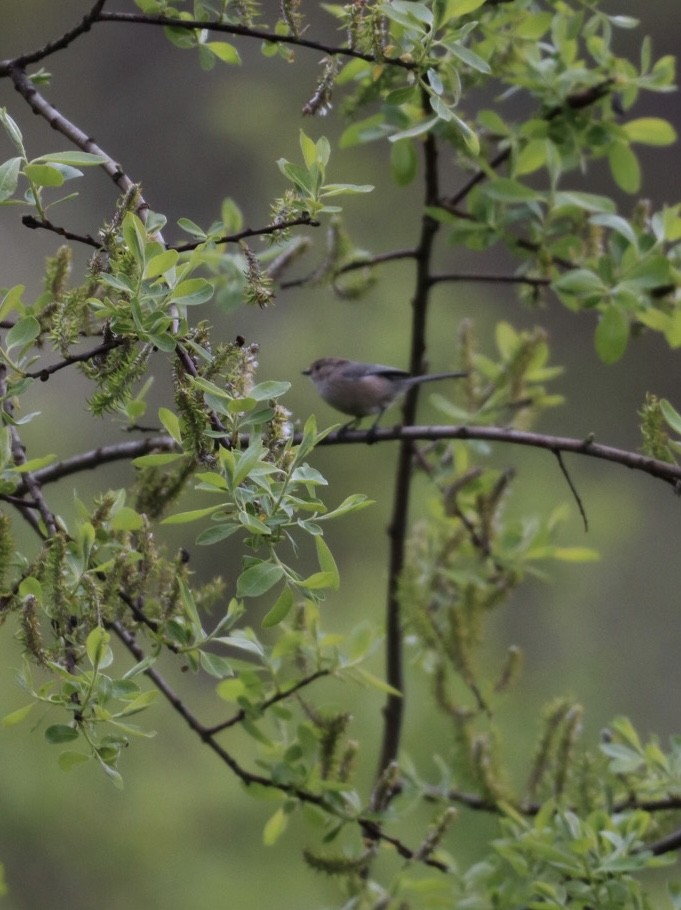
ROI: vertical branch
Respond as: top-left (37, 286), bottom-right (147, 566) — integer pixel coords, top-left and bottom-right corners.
top-left (376, 130), bottom-right (441, 776)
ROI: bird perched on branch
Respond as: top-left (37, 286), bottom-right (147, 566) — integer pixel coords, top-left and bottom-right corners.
top-left (303, 357), bottom-right (467, 430)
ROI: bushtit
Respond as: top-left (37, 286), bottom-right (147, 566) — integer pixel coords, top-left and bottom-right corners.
top-left (303, 357), bottom-right (467, 429)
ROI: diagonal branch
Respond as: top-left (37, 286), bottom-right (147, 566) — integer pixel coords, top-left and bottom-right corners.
top-left (8, 64), bottom-right (140, 200)
top-left (0, 0), bottom-right (108, 74)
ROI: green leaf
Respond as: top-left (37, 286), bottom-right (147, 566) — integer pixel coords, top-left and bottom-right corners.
top-left (205, 41), bottom-right (241, 64)
top-left (390, 140), bottom-right (418, 186)
top-left (263, 806), bottom-right (288, 846)
top-left (553, 269), bottom-right (605, 296)
top-left (299, 571), bottom-right (337, 591)
top-left (132, 452), bottom-right (183, 467)
top-left (162, 504), bottom-right (225, 525)
top-left (349, 667), bottom-right (402, 696)
top-left (0, 283), bottom-right (25, 319)
top-left (443, 40), bottom-right (492, 75)
top-left (0, 108), bottom-right (24, 149)
top-left (173, 278), bottom-right (214, 306)
top-left (37, 151), bottom-right (107, 166)
top-left (24, 163), bottom-right (64, 187)
top-left (199, 651), bottom-right (233, 679)
top-left (86, 626), bottom-right (113, 668)
top-left (315, 494), bottom-right (374, 521)
top-left (158, 406), bottom-right (182, 444)
top-left (110, 506), bottom-right (145, 531)
top-left (622, 117), bottom-right (677, 146)
top-left (389, 115), bottom-right (439, 143)
top-left (660, 399), bottom-right (681, 436)
top-left (553, 191), bottom-right (616, 213)
top-left (122, 212), bottom-right (147, 265)
top-left (6, 315), bottom-right (40, 350)
top-left (447, 0), bottom-right (486, 15)
top-left (177, 217), bottom-right (207, 239)
top-left (551, 547), bottom-right (600, 562)
top-left (483, 178), bottom-right (542, 203)
top-left (247, 380), bottom-right (291, 401)
top-left (45, 724), bottom-right (80, 744)
top-left (595, 307), bottom-right (629, 364)
top-left (0, 156), bottom-right (21, 202)
top-left (315, 536), bottom-right (339, 590)
top-left (2, 703), bottom-right (33, 727)
top-left (13, 453), bottom-right (56, 473)
top-left (261, 586), bottom-right (294, 628)
top-left (608, 142), bottom-right (641, 194)
top-left (58, 750), bottom-right (91, 771)
top-left (236, 562), bottom-right (284, 597)
top-left (144, 249), bottom-right (179, 279)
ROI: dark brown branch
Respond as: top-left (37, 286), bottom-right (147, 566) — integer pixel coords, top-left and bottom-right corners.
top-left (21, 422), bottom-right (681, 497)
top-left (22, 215), bottom-right (103, 249)
top-left (0, 363), bottom-right (57, 536)
top-left (332, 249), bottom-right (419, 276)
top-left (554, 449), bottom-right (589, 531)
top-left (313, 424), bottom-right (681, 489)
top-left (8, 65), bottom-right (141, 201)
top-left (358, 819), bottom-right (451, 872)
top-left (0, 0), bottom-right (107, 74)
top-left (110, 621), bottom-right (330, 805)
top-left (171, 215), bottom-right (320, 252)
top-left (377, 126), bottom-right (442, 779)
top-left (430, 271), bottom-right (551, 288)
top-left (24, 339), bottom-right (124, 380)
top-left (204, 669), bottom-right (331, 736)
top-left (111, 620), bottom-right (450, 871)
top-left (22, 213), bottom-right (319, 254)
top-left (96, 11), bottom-right (415, 69)
top-left (24, 435), bottom-right (176, 489)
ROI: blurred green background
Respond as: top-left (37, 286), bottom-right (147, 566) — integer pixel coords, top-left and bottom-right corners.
top-left (1, 2), bottom-right (681, 907)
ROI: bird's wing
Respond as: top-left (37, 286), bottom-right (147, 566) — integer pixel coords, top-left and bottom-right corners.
top-left (341, 362), bottom-right (410, 380)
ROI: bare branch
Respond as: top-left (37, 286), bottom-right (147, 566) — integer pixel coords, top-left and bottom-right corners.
top-left (0, 0), bottom-right (107, 74)
top-left (170, 214), bottom-right (320, 252)
top-left (22, 215), bottom-right (103, 249)
top-left (312, 424), bottom-right (681, 489)
top-left (377, 123), bottom-right (443, 779)
top-left (8, 65), bottom-right (141, 201)
top-left (24, 339), bottom-right (124, 380)
top-left (25, 435), bottom-right (176, 488)
top-left (96, 12), bottom-right (415, 69)
top-left (430, 271), bottom-right (551, 288)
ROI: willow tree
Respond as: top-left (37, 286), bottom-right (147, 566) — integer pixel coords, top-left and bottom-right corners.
top-left (0, 2), bottom-right (680, 907)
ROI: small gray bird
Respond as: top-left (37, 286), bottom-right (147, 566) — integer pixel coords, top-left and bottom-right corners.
top-left (302, 357), bottom-right (467, 430)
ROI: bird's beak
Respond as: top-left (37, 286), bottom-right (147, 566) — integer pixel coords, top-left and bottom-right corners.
top-left (301, 368), bottom-right (311, 376)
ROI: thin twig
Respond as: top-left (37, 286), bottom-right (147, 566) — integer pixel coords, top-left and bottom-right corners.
top-left (22, 215), bottom-right (102, 249)
top-left (171, 215), bottom-right (319, 252)
top-left (0, 0), bottom-right (107, 74)
top-left (24, 339), bottom-right (124, 380)
top-left (204, 669), bottom-right (331, 735)
top-left (430, 271), bottom-right (551, 287)
top-left (554, 449), bottom-right (589, 531)
top-left (0, 362), bottom-right (57, 535)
